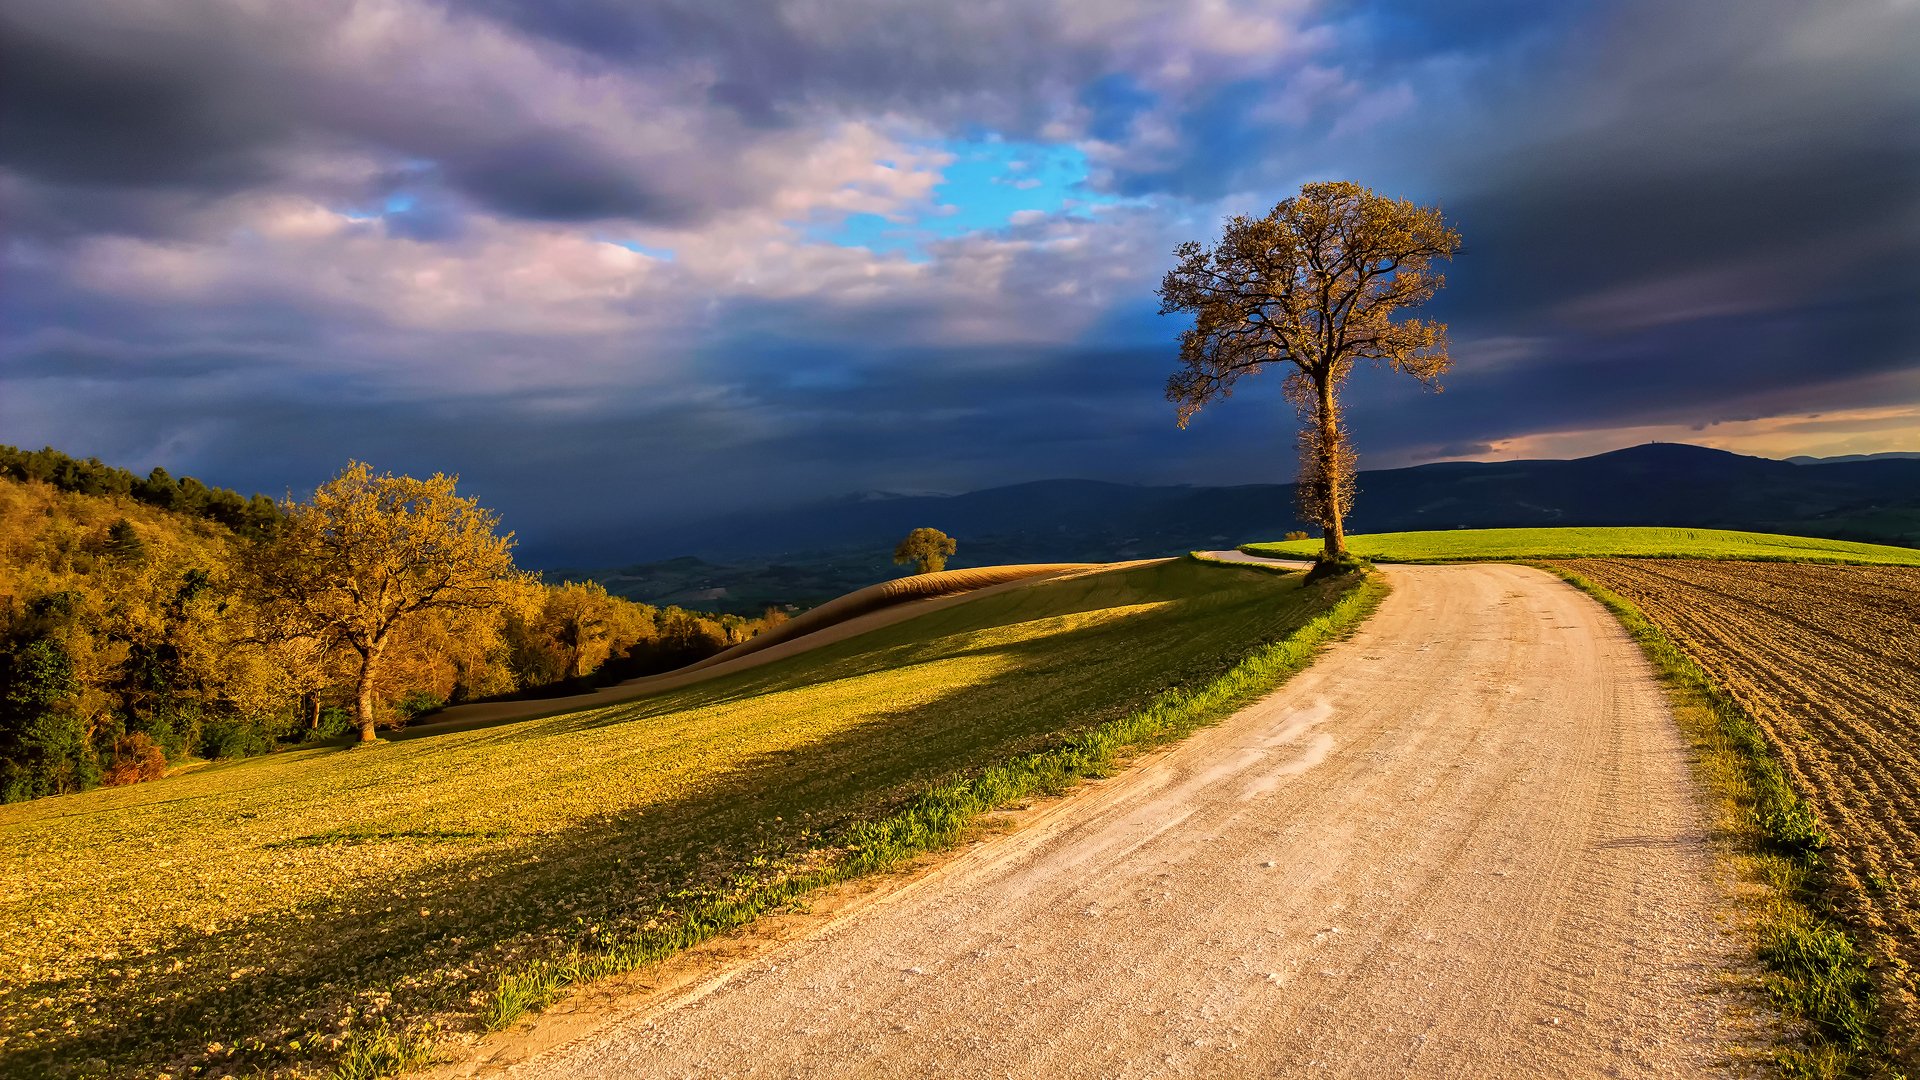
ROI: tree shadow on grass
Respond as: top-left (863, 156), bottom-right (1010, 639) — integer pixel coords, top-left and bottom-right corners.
top-left (474, 564), bottom-right (1310, 742)
top-left (391, 562), bottom-right (1302, 746)
top-left (5, 566), bottom-right (1325, 1078)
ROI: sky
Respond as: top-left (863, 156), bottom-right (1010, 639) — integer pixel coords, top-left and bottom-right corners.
top-left (3, 0), bottom-right (1916, 563)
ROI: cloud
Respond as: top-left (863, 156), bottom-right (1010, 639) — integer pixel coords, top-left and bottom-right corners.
top-left (2, 0), bottom-right (1916, 563)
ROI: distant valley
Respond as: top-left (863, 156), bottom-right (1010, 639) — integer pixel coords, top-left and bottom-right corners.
top-left (558, 443), bottom-right (1920, 612)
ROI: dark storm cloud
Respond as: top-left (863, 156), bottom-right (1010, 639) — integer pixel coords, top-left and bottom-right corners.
top-left (463, 0), bottom-right (1086, 129)
top-left (0, 7), bottom-right (286, 191)
top-left (0, 0), bottom-right (776, 234)
top-left (3, 0), bottom-right (1916, 562)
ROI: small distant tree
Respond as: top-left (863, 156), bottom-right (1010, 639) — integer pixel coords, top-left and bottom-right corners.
top-left (893, 527), bottom-right (956, 575)
top-left (1159, 181), bottom-right (1461, 563)
top-left (249, 462), bottom-right (521, 743)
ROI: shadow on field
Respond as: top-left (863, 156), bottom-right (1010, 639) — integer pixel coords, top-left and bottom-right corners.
top-left (6, 563), bottom-right (1317, 1078)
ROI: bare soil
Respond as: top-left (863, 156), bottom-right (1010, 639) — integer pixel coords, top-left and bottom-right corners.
top-left (1557, 557), bottom-right (1920, 1059)
top-left (454, 562), bottom-right (1766, 1078)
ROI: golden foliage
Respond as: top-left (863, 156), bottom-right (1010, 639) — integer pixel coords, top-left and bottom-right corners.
top-left (893, 527), bottom-right (957, 575)
top-left (1, 467), bottom-right (786, 798)
top-left (247, 462), bottom-right (525, 741)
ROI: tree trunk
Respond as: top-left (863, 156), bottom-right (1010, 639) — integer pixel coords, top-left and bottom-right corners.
top-left (1317, 377), bottom-right (1348, 561)
top-left (352, 643), bottom-right (384, 744)
top-left (305, 693), bottom-right (321, 730)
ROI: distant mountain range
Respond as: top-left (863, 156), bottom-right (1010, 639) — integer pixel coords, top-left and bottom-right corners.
top-left (1787, 452), bottom-right (1920, 465)
top-left (564, 443), bottom-right (1920, 613)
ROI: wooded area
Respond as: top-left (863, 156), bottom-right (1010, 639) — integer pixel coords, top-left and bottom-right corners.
top-left (0, 455), bottom-right (782, 802)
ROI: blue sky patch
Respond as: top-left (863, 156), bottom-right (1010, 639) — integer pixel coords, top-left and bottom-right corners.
top-left (805, 136), bottom-right (1120, 258)
top-left (602, 238), bottom-right (677, 260)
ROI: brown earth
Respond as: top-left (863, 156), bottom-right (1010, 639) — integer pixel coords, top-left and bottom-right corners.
top-left (452, 561), bottom-right (1766, 1079)
top-left (1556, 558), bottom-right (1920, 1060)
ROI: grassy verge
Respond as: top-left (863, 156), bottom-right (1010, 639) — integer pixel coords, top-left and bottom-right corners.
top-left (1544, 566), bottom-right (1885, 1078)
top-left (1187, 550), bottom-right (1304, 575)
top-left (474, 568), bottom-right (1389, 1049)
top-left (1243, 526), bottom-right (1920, 566)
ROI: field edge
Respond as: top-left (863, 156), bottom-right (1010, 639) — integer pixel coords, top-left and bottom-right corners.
top-left (1542, 565), bottom-right (1889, 1078)
top-left (1240, 526), bottom-right (1920, 568)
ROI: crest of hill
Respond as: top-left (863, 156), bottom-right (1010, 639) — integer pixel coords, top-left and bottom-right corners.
top-left (569, 443), bottom-right (1920, 611)
top-left (596, 443), bottom-right (1920, 564)
top-left (0, 444), bottom-right (281, 538)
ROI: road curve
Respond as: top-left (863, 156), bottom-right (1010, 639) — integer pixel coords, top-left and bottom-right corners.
top-left (493, 560), bottom-right (1756, 1078)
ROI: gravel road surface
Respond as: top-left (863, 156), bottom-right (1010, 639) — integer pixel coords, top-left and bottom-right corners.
top-left (489, 560), bottom-right (1756, 1078)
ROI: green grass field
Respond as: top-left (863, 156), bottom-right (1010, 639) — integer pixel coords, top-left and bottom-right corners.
top-left (2, 558), bottom-right (1367, 1079)
top-left (1242, 526), bottom-right (1920, 565)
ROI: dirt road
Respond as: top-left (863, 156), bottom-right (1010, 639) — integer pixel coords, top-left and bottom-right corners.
top-left (487, 560), bottom-right (1758, 1078)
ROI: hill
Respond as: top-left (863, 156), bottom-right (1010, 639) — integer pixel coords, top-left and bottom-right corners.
top-left (573, 444), bottom-right (1920, 611)
top-left (0, 471), bottom-right (776, 804)
top-left (0, 557), bottom-right (1369, 1079)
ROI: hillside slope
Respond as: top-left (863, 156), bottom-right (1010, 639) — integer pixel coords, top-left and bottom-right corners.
top-left (2, 558), bottom-right (1360, 1079)
top-left (0, 472), bottom-right (785, 802)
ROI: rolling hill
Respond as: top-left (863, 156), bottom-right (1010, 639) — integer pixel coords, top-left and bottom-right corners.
top-left (2, 557), bottom-right (1369, 1080)
top-left (570, 443), bottom-right (1920, 611)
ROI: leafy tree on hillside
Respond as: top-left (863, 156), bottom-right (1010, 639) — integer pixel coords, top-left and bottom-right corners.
top-left (0, 595), bottom-right (95, 801)
top-left (893, 527), bottom-right (957, 575)
top-left (248, 462), bottom-right (523, 743)
top-left (1159, 181), bottom-right (1461, 562)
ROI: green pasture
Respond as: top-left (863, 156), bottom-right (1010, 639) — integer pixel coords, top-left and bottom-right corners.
top-left (2, 558), bottom-right (1362, 1079)
top-left (1243, 526), bottom-right (1920, 565)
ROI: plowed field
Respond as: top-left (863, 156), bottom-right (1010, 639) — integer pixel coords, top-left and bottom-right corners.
top-left (1555, 558), bottom-right (1920, 1054)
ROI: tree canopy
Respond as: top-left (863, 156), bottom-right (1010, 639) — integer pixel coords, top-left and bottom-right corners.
top-left (893, 527), bottom-right (957, 575)
top-left (1159, 180), bottom-right (1460, 561)
top-left (0, 443), bottom-right (281, 539)
top-left (248, 462), bottom-right (523, 742)
top-left (0, 459), bottom-right (789, 801)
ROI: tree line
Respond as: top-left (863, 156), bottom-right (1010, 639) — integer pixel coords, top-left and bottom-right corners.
top-left (0, 458), bottom-right (782, 801)
top-left (0, 443), bottom-right (283, 539)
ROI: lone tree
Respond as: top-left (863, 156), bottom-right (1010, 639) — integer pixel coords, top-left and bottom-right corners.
top-left (893, 527), bottom-right (956, 575)
top-left (1159, 181), bottom-right (1460, 562)
top-left (251, 462), bottom-right (521, 743)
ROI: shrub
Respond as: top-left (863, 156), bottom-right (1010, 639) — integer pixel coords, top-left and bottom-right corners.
top-left (394, 689), bottom-right (447, 721)
top-left (305, 706), bottom-right (355, 742)
top-left (196, 713), bottom-right (277, 759)
top-left (1305, 552), bottom-right (1370, 582)
top-left (1284, 530), bottom-right (1311, 542)
top-left (102, 734), bottom-right (167, 786)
